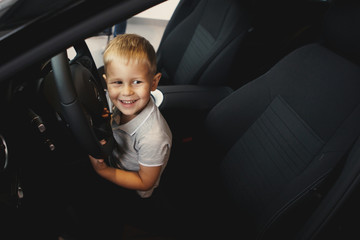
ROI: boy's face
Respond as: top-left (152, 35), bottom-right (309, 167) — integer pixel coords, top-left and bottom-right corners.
top-left (104, 57), bottom-right (161, 123)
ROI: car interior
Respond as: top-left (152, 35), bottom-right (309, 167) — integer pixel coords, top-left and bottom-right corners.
top-left (158, 1), bottom-right (360, 239)
top-left (1, 0), bottom-right (360, 239)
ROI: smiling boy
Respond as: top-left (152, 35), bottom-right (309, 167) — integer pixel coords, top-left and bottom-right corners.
top-left (89, 33), bottom-right (172, 198)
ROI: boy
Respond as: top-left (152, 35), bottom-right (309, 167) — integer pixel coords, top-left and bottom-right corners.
top-left (89, 33), bottom-right (172, 198)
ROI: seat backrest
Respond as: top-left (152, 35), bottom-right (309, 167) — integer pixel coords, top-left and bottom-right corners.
top-left (156, 0), bottom-right (251, 86)
top-left (203, 1), bottom-right (360, 239)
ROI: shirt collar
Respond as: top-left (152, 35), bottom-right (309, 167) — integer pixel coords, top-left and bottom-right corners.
top-left (112, 99), bottom-right (155, 136)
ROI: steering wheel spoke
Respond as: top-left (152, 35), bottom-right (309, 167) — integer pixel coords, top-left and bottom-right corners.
top-left (48, 45), bottom-right (114, 159)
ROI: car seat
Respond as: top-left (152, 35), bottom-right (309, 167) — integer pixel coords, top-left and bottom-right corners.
top-left (156, 0), bottom-right (252, 86)
top-left (181, 1), bottom-right (360, 239)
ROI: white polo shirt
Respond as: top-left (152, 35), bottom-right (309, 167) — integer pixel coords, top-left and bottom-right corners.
top-left (110, 98), bottom-right (172, 198)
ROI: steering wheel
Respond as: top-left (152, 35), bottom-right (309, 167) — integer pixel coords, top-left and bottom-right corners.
top-left (48, 48), bottom-right (114, 159)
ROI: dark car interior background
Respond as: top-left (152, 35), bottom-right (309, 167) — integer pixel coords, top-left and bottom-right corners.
top-left (1, 0), bottom-right (360, 239)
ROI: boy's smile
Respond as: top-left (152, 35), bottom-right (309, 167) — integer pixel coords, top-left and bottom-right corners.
top-left (105, 57), bottom-right (160, 124)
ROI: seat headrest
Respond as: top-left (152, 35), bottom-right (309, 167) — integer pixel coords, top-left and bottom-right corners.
top-left (322, 1), bottom-right (360, 63)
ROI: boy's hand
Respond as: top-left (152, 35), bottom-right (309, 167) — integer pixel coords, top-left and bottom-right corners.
top-left (89, 154), bottom-right (108, 172)
top-left (89, 139), bottom-right (108, 171)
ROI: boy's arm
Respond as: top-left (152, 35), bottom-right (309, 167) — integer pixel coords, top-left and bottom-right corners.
top-left (89, 155), bottom-right (162, 191)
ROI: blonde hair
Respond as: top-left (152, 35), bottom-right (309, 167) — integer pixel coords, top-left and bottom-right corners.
top-left (103, 33), bottom-right (157, 75)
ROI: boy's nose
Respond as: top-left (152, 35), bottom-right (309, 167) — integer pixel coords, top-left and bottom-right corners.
top-left (122, 85), bottom-right (133, 95)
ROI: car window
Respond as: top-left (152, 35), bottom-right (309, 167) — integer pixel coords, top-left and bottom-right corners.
top-left (66, 0), bottom-right (180, 69)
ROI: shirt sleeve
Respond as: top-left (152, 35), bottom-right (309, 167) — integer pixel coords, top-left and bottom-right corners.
top-left (137, 130), bottom-right (171, 167)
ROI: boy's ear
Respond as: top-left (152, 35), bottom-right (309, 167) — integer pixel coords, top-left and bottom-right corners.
top-left (102, 74), bottom-right (107, 81)
top-left (151, 73), bottom-right (161, 91)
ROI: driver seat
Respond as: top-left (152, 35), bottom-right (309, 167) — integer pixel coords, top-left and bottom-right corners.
top-left (189, 1), bottom-right (360, 239)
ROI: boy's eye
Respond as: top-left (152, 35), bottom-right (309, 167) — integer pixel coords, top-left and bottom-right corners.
top-left (133, 80), bottom-right (142, 84)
